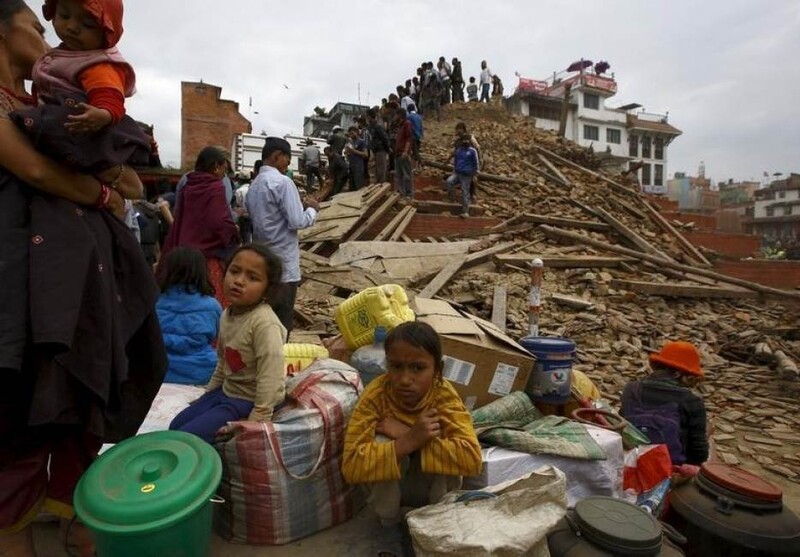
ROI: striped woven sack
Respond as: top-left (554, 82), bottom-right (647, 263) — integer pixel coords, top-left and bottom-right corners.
top-left (214, 359), bottom-right (363, 545)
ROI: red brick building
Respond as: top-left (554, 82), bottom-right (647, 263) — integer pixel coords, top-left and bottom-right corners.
top-left (181, 81), bottom-right (251, 170)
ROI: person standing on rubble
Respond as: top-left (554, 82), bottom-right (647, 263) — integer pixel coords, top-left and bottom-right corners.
top-left (367, 108), bottom-right (391, 184)
top-left (406, 105), bottom-right (423, 168)
top-left (479, 60), bottom-right (493, 103)
top-left (345, 125), bottom-right (368, 190)
top-left (437, 56), bottom-right (452, 104)
top-left (621, 341), bottom-right (709, 466)
top-left (393, 108), bottom-right (414, 200)
top-left (445, 137), bottom-right (479, 218)
top-left (466, 76), bottom-right (479, 102)
top-left (246, 137), bottom-right (319, 334)
top-left (300, 138), bottom-right (323, 191)
top-left (451, 58), bottom-right (464, 102)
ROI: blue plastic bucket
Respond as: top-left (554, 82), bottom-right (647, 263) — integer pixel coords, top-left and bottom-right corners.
top-left (519, 336), bottom-right (576, 404)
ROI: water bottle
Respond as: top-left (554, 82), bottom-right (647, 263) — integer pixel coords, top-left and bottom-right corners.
top-left (350, 326), bottom-right (388, 387)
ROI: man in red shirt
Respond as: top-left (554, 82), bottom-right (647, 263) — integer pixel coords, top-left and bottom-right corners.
top-left (393, 107), bottom-right (414, 200)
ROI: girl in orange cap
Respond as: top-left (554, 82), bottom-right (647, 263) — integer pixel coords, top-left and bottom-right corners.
top-left (621, 340), bottom-right (709, 465)
top-left (10, 0), bottom-right (150, 178)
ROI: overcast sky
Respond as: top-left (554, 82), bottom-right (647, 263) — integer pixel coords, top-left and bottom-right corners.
top-left (29, 0), bottom-right (799, 183)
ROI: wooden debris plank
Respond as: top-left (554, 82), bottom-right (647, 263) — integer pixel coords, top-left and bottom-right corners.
top-left (537, 153), bottom-right (573, 187)
top-left (494, 254), bottom-right (632, 269)
top-left (445, 223), bottom-right (534, 241)
top-left (609, 196), bottom-right (648, 220)
top-left (521, 213), bottom-right (610, 232)
top-left (491, 286), bottom-right (508, 333)
top-left (373, 205), bottom-right (413, 242)
top-left (540, 225), bottom-right (800, 300)
top-left (421, 157), bottom-right (530, 187)
top-left (550, 294), bottom-right (595, 310)
top-left (465, 242), bottom-right (517, 265)
top-left (388, 208), bottom-right (417, 242)
top-left (592, 205), bottom-right (675, 262)
top-left (362, 183), bottom-right (392, 208)
top-left (299, 223), bottom-right (337, 241)
top-left (330, 240), bottom-right (475, 266)
top-left (610, 279), bottom-right (760, 300)
top-left (417, 255), bottom-right (468, 299)
top-left (300, 250), bottom-right (330, 267)
top-left (519, 158), bottom-right (567, 188)
top-left (532, 144), bottom-right (637, 197)
top-left (427, 237), bottom-right (439, 243)
top-left (346, 193), bottom-right (400, 241)
top-left (641, 199), bottom-right (712, 267)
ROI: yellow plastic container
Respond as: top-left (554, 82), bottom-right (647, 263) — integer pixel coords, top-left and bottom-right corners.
top-left (283, 343), bottom-right (329, 376)
top-left (334, 285), bottom-right (415, 350)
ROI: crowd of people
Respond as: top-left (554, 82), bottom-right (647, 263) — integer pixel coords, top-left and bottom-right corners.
top-left (0, 2), bottom-right (713, 553)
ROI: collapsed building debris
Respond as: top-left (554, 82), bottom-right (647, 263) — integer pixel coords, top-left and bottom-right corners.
top-left (295, 101), bottom-right (800, 484)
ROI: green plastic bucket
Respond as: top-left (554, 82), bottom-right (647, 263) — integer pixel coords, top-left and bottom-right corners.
top-left (74, 430), bottom-right (222, 557)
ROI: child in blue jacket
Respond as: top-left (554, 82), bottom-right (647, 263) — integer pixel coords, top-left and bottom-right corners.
top-left (156, 247), bottom-right (222, 384)
top-left (446, 137), bottom-right (479, 218)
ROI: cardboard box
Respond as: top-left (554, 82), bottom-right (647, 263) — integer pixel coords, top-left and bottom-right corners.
top-left (412, 298), bottom-right (535, 410)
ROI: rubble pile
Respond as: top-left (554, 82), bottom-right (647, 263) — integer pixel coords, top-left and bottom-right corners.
top-left (296, 101), bottom-right (800, 485)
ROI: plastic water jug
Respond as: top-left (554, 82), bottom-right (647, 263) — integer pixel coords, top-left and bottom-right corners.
top-left (284, 343), bottom-right (329, 376)
top-left (350, 326), bottom-right (388, 386)
top-left (335, 285), bottom-right (414, 349)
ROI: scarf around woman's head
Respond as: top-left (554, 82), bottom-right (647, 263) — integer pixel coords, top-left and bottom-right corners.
top-left (42, 0), bottom-right (124, 48)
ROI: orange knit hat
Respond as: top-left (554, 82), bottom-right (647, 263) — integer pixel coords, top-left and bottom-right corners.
top-left (43, 0), bottom-right (124, 48)
top-left (649, 341), bottom-right (703, 377)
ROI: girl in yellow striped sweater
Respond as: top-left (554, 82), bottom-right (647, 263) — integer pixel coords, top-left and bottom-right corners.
top-left (342, 321), bottom-right (482, 527)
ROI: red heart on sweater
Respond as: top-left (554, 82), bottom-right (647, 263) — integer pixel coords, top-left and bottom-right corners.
top-left (224, 347), bottom-right (246, 372)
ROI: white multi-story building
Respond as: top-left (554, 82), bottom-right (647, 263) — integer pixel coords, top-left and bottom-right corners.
top-left (506, 63), bottom-right (682, 194)
top-left (748, 173), bottom-right (800, 240)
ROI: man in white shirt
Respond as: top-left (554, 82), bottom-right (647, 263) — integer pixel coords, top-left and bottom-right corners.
top-left (246, 137), bottom-right (319, 334)
top-left (479, 60), bottom-right (493, 103)
top-left (300, 138), bottom-right (323, 191)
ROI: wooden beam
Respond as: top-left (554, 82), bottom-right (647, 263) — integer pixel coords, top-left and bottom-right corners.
top-left (388, 208), bottom-right (417, 241)
top-left (592, 205), bottom-right (675, 262)
top-left (539, 224), bottom-right (800, 300)
top-left (491, 286), bottom-right (508, 333)
top-left (537, 153), bottom-right (573, 188)
top-left (532, 144), bottom-right (637, 197)
top-left (417, 255), bottom-right (468, 299)
top-left (519, 158), bottom-right (567, 188)
top-left (641, 199), bottom-right (712, 266)
top-left (550, 294), bottom-right (596, 310)
top-left (420, 157), bottom-right (531, 187)
top-left (300, 250), bottom-right (330, 267)
top-left (521, 213), bottom-right (611, 232)
top-left (346, 193), bottom-right (399, 241)
top-left (373, 205), bottom-right (412, 242)
top-left (494, 254), bottom-right (633, 269)
top-left (610, 279), bottom-right (760, 300)
top-left (609, 197), bottom-right (647, 220)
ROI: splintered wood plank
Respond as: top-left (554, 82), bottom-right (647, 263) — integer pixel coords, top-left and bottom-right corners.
top-left (491, 286), bottom-right (508, 333)
top-left (373, 206), bottom-right (413, 242)
top-left (521, 213), bottom-right (611, 232)
top-left (388, 208), bottom-right (417, 241)
top-left (592, 205), bottom-right (674, 261)
top-left (610, 279), bottom-right (760, 300)
top-left (537, 153), bottom-right (573, 187)
top-left (346, 193), bottom-right (399, 241)
top-left (417, 255), bottom-right (468, 299)
top-left (494, 254), bottom-right (632, 269)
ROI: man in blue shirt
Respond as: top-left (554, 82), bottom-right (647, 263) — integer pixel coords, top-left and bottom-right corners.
top-left (345, 126), bottom-right (368, 190)
top-left (446, 137), bottom-right (479, 218)
top-left (406, 106), bottom-right (424, 166)
top-left (246, 137), bottom-right (319, 333)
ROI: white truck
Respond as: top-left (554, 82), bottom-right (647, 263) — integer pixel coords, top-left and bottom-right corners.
top-left (231, 133), bottom-right (328, 176)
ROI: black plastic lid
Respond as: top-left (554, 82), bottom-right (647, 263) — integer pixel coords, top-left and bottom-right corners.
top-left (575, 497), bottom-right (663, 556)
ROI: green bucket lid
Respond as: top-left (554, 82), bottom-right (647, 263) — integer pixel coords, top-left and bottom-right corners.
top-left (74, 431), bottom-right (222, 534)
top-left (574, 496), bottom-right (663, 556)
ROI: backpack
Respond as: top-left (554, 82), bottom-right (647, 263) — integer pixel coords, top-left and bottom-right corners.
top-left (623, 382), bottom-right (685, 465)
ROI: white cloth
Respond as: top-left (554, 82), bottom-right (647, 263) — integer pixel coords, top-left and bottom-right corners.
top-left (480, 68), bottom-right (493, 85)
top-left (463, 424), bottom-right (624, 506)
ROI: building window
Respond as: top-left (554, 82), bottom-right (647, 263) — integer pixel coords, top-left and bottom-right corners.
top-left (629, 134), bottom-right (638, 157)
top-left (655, 138), bottom-right (664, 160)
top-left (778, 191), bottom-right (786, 199)
top-left (654, 164), bottom-right (664, 186)
top-left (766, 207), bottom-right (775, 217)
top-left (584, 125), bottom-right (599, 141)
top-left (641, 163), bottom-right (651, 186)
top-left (583, 93), bottom-right (599, 110)
top-left (642, 137), bottom-right (652, 158)
top-left (606, 128), bottom-right (621, 144)
top-left (783, 206), bottom-right (792, 216)
top-left (532, 105), bottom-right (560, 121)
